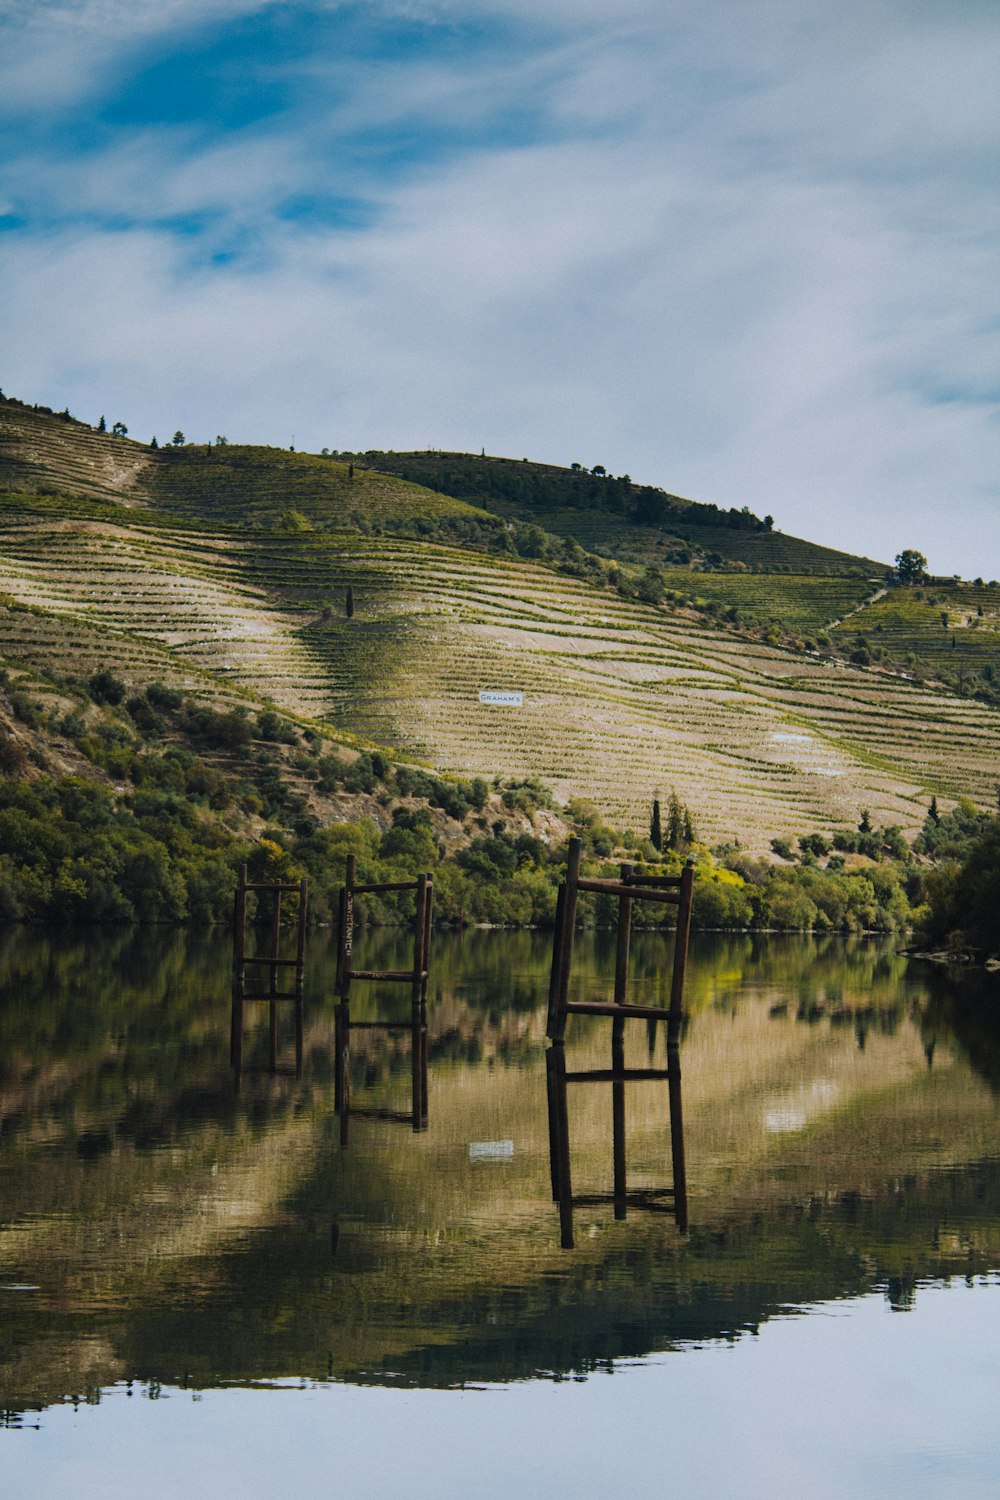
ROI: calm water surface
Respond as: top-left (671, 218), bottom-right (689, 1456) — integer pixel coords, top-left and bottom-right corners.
top-left (2, 927), bottom-right (1000, 1498)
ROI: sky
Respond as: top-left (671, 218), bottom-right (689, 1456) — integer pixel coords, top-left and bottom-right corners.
top-left (0, 0), bottom-right (997, 577)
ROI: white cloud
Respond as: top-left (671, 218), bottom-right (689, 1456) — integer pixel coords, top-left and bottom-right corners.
top-left (1, 0), bottom-right (997, 576)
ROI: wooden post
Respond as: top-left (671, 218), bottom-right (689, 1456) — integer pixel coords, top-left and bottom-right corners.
top-left (230, 864), bottom-right (247, 1072)
top-left (337, 855), bottom-right (356, 1001)
top-left (669, 863), bottom-right (695, 1015)
top-left (546, 883), bottom-right (566, 1038)
top-left (420, 879), bottom-right (434, 1014)
top-left (548, 838), bottom-right (582, 1041)
top-left (613, 860), bottom-right (634, 1046)
top-left (412, 873), bottom-right (428, 1018)
top-left (612, 1030), bottom-right (627, 1220)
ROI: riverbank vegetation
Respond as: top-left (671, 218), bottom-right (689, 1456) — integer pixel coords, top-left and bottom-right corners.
top-left (0, 603), bottom-right (997, 943)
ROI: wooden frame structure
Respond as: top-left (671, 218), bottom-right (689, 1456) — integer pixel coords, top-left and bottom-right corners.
top-left (231, 866), bottom-right (308, 1076)
top-left (546, 838), bottom-right (695, 1041)
top-left (545, 1027), bottom-right (687, 1249)
top-left (334, 853), bottom-right (433, 1135)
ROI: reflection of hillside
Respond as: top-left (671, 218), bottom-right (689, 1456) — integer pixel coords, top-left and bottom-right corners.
top-left (2, 931), bottom-right (1000, 1412)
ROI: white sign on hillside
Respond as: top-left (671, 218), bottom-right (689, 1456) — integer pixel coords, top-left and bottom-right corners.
top-left (479, 690), bottom-right (523, 706)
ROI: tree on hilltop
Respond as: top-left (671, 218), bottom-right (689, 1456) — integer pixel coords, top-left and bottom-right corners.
top-left (172, 430), bottom-right (185, 447)
top-left (895, 548), bottom-right (927, 584)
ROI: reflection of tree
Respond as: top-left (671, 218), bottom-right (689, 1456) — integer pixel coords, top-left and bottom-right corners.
top-left (917, 967), bottom-right (1000, 1091)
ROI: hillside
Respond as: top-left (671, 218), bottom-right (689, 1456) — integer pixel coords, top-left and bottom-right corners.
top-left (2, 393), bottom-right (999, 855)
top-left (358, 449), bottom-right (888, 575)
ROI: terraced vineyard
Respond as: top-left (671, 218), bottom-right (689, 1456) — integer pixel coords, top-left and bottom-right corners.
top-left (831, 580), bottom-right (1000, 685)
top-left (2, 397), bottom-right (998, 851)
top-left (659, 570), bottom-right (878, 637)
top-left (2, 493), bottom-right (998, 849)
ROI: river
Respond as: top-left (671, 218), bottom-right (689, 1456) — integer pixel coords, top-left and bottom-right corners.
top-left (2, 926), bottom-right (999, 1497)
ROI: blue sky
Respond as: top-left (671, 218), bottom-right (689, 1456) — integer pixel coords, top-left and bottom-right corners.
top-left (1, 0), bottom-right (997, 576)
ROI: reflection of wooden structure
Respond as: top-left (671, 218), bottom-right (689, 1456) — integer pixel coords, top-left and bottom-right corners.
top-left (546, 1030), bottom-right (687, 1249)
top-left (545, 840), bottom-right (693, 1247)
top-left (334, 1015), bottom-right (428, 1143)
top-left (334, 854), bottom-right (434, 1141)
top-left (336, 855), bottom-right (432, 1013)
top-left (231, 866), bottom-right (308, 1076)
top-left (547, 841), bottom-right (694, 1041)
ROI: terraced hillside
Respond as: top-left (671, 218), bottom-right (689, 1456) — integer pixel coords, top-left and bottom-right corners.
top-left (0, 398), bottom-right (155, 505)
top-left (2, 491), bottom-right (998, 849)
top-left (831, 579), bottom-right (1000, 690)
top-left (2, 397), bottom-right (998, 850)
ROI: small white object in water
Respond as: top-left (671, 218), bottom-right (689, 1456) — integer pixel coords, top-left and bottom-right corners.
top-left (469, 1140), bottom-right (514, 1160)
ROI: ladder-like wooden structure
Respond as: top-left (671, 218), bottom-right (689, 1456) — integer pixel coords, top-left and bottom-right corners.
top-left (334, 853), bottom-right (433, 1135)
top-left (231, 866), bottom-right (308, 1076)
top-left (546, 838), bottom-right (695, 1041)
top-left (546, 1029), bottom-right (687, 1249)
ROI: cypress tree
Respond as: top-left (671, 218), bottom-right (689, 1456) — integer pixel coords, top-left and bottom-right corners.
top-left (666, 791), bottom-right (684, 850)
top-left (345, 585), bottom-right (354, 619)
top-left (650, 798), bottom-right (662, 851)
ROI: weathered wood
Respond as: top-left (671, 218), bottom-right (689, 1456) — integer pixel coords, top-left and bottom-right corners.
top-left (546, 882), bottom-right (566, 1037)
top-left (242, 881), bottom-right (303, 892)
top-left (547, 842), bottom-right (694, 1043)
top-left (352, 879), bottom-right (423, 894)
top-left (613, 861), bottom-right (634, 1046)
top-left (576, 877), bottom-right (681, 905)
top-left (548, 837), bottom-right (582, 1042)
top-left (669, 863), bottom-right (695, 1016)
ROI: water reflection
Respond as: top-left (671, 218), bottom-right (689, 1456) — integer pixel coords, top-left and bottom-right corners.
top-left (546, 1032), bottom-right (687, 1248)
top-left (1, 928), bottom-right (1000, 1416)
top-left (334, 1008), bottom-right (428, 1139)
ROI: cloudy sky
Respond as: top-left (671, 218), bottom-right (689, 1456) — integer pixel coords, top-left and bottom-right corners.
top-left (1, 0), bottom-right (997, 575)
